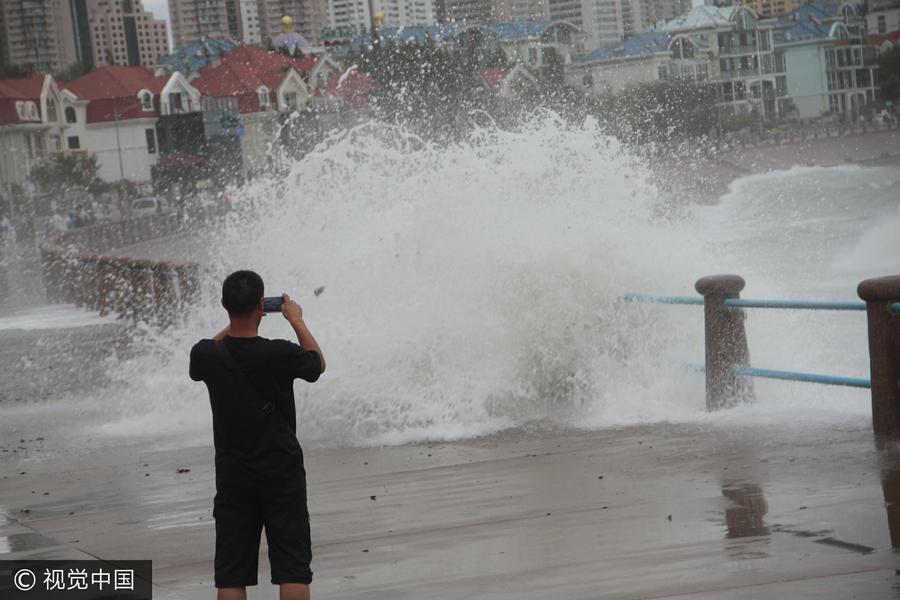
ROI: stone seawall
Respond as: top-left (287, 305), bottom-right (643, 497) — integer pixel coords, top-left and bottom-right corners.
top-left (39, 215), bottom-right (204, 326)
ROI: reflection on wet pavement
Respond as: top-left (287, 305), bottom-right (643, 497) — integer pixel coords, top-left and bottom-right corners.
top-left (881, 451), bottom-right (900, 553)
top-left (3, 424), bottom-right (900, 599)
top-left (723, 483), bottom-right (769, 539)
top-left (0, 532), bottom-right (59, 553)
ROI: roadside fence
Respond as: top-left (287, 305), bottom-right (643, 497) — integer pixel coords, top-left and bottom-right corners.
top-left (39, 214), bottom-right (203, 326)
top-left (626, 274), bottom-right (900, 437)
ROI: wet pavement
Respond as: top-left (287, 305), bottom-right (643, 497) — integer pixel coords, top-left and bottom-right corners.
top-left (1, 422), bottom-right (899, 599)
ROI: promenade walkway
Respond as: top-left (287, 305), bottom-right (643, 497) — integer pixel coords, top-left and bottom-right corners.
top-left (1, 422), bottom-right (898, 599)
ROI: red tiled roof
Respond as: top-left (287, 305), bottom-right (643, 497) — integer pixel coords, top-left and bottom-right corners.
top-left (62, 66), bottom-right (167, 123)
top-left (869, 31), bottom-right (900, 45)
top-left (481, 68), bottom-right (507, 90)
top-left (0, 74), bottom-right (46, 125)
top-left (191, 45), bottom-right (321, 114)
top-left (315, 69), bottom-right (373, 109)
top-left (63, 66), bottom-right (166, 98)
top-left (0, 74), bottom-right (45, 99)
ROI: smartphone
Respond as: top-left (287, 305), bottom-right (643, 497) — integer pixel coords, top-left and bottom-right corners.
top-left (262, 296), bottom-right (284, 312)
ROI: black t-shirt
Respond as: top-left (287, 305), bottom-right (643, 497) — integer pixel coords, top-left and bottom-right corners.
top-left (189, 335), bottom-right (321, 482)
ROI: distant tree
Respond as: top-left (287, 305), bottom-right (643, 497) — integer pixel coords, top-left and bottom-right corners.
top-left (31, 153), bottom-right (108, 196)
top-left (353, 41), bottom-right (490, 139)
top-left (54, 61), bottom-right (93, 82)
top-left (877, 46), bottom-right (900, 105)
top-left (0, 64), bottom-right (32, 79)
top-left (608, 80), bottom-right (719, 143)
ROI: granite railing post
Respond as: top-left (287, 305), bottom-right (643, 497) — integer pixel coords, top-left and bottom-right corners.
top-left (40, 246), bottom-right (64, 302)
top-left (151, 262), bottom-right (178, 326)
top-left (96, 256), bottom-right (115, 315)
top-left (858, 276), bottom-right (900, 438)
top-left (695, 274), bottom-right (754, 411)
top-left (39, 214), bottom-right (206, 324)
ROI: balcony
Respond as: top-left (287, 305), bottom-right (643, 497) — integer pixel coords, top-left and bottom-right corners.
top-left (719, 45), bottom-right (762, 56)
top-left (720, 68), bottom-right (762, 79)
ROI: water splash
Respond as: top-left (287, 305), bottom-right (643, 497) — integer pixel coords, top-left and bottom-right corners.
top-left (72, 120), bottom-right (899, 448)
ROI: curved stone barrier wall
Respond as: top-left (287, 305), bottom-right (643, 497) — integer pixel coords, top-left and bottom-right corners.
top-left (39, 215), bottom-right (204, 326)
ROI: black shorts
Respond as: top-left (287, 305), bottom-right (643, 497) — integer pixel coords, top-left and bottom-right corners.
top-left (212, 463), bottom-right (312, 587)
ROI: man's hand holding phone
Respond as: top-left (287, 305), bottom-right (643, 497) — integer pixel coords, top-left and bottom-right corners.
top-left (280, 293), bottom-right (303, 324)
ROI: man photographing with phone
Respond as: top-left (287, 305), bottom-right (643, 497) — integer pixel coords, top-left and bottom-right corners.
top-left (189, 270), bottom-right (325, 600)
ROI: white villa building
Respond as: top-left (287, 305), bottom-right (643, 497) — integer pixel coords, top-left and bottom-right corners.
top-left (569, 3), bottom-right (878, 121)
top-left (0, 74), bottom-right (69, 192)
top-left (62, 67), bottom-right (163, 183)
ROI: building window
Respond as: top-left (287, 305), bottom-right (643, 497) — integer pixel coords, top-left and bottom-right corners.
top-left (170, 92), bottom-right (184, 113)
top-left (68, 135), bottom-right (80, 149)
top-left (65, 106), bottom-right (77, 123)
top-left (140, 90), bottom-right (153, 110)
top-left (46, 99), bottom-right (58, 122)
top-left (877, 15), bottom-right (886, 34)
top-left (671, 38), bottom-right (694, 59)
top-left (257, 86), bottom-right (270, 109)
top-left (146, 129), bottom-right (156, 153)
top-left (697, 63), bottom-right (708, 81)
top-left (657, 64), bottom-right (668, 80)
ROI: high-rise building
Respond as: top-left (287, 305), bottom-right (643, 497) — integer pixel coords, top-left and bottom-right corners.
top-left (493, 0), bottom-right (544, 20)
top-left (237, 0), bottom-right (262, 44)
top-left (328, 0), bottom-right (435, 34)
top-left (69, 0), bottom-right (95, 65)
top-left (545, 0), bottom-right (688, 51)
top-left (739, 0), bottom-right (799, 17)
top-left (543, 0), bottom-right (623, 49)
top-left (255, 0), bottom-right (329, 46)
top-left (168, 0), bottom-right (231, 48)
top-left (0, 0), bottom-right (79, 73)
top-left (627, 0), bottom-right (691, 33)
top-left (86, 0), bottom-right (170, 67)
top-left (168, 0), bottom-right (327, 49)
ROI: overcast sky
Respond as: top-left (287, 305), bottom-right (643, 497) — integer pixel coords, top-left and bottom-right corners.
top-left (144, 0), bottom-right (170, 24)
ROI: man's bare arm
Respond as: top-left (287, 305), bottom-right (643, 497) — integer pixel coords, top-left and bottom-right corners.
top-left (281, 293), bottom-right (326, 373)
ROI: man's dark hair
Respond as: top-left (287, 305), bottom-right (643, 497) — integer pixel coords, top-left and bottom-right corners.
top-left (222, 270), bottom-right (264, 315)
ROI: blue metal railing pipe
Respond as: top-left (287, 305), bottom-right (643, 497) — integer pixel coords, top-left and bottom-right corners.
top-left (625, 294), bottom-right (870, 312)
top-left (724, 298), bottom-right (866, 311)
top-left (622, 294), bottom-right (703, 306)
top-left (731, 366), bottom-right (871, 389)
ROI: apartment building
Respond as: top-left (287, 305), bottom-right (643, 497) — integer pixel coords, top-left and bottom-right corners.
top-left (627, 0), bottom-right (691, 32)
top-left (774, 2), bottom-right (878, 118)
top-left (168, 0), bottom-right (231, 48)
top-left (327, 0), bottom-right (435, 34)
top-left (0, 0), bottom-right (79, 73)
top-left (574, 5), bottom-right (781, 119)
top-left (258, 0), bottom-right (327, 45)
top-left (85, 0), bottom-right (170, 67)
top-left (740, 0), bottom-right (800, 18)
top-left (493, 0), bottom-right (545, 20)
top-left (544, 0), bottom-right (688, 52)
